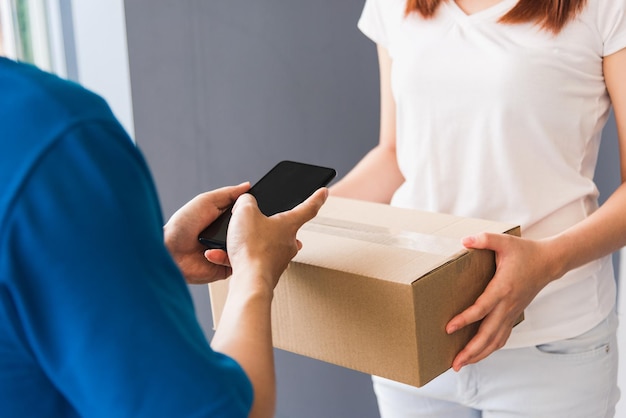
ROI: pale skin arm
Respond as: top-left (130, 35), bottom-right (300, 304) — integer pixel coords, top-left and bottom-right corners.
top-left (210, 188), bottom-right (328, 418)
top-left (165, 184), bottom-right (328, 418)
top-left (447, 47), bottom-right (626, 371)
top-left (330, 45), bottom-right (404, 203)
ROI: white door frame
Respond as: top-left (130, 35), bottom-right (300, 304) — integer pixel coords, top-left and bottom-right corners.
top-left (70, 0), bottom-right (134, 138)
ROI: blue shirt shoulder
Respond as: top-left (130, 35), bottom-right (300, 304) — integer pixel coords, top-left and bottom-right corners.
top-left (0, 58), bottom-right (252, 417)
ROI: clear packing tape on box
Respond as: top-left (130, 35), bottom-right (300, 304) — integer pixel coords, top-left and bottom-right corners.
top-left (303, 216), bottom-right (466, 258)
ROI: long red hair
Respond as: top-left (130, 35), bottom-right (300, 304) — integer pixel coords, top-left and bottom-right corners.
top-left (405, 0), bottom-right (587, 33)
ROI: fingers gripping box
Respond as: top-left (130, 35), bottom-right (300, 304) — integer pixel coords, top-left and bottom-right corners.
top-left (209, 196), bottom-right (521, 387)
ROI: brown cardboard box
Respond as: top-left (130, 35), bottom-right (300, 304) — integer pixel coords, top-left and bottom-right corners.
top-left (209, 196), bottom-right (521, 387)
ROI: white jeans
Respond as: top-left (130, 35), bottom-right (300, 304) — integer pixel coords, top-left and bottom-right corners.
top-left (373, 311), bottom-right (619, 418)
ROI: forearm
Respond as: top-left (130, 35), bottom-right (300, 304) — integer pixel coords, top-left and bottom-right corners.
top-left (330, 145), bottom-right (404, 203)
top-left (545, 183), bottom-right (626, 281)
top-left (211, 274), bottom-right (276, 418)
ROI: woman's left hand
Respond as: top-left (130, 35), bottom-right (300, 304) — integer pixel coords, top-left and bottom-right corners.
top-left (446, 232), bottom-right (559, 371)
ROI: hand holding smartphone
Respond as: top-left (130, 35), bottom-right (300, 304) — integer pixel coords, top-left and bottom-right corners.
top-left (198, 160), bottom-right (336, 250)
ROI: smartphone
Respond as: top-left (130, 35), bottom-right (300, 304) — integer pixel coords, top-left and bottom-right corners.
top-left (198, 160), bottom-right (337, 250)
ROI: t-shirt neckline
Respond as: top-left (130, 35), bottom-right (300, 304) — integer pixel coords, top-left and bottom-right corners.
top-left (444, 0), bottom-right (519, 22)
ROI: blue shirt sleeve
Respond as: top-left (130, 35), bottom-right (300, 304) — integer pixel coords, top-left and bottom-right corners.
top-left (2, 118), bottom-right (253, 417)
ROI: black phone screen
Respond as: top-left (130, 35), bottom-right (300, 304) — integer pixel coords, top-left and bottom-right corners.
top-left (198, 160), bottom-right (336, 250)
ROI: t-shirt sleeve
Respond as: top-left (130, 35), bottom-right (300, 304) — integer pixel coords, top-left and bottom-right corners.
top-left (5, 120), bottom-right (253, 417)
top-left (358, 0), bottom-right (390, 48)
top-left (599, 0), bottom-right (626, 56)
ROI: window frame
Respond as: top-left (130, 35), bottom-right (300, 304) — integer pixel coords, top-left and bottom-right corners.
top-left (0, 0), bottom-right (66, 76)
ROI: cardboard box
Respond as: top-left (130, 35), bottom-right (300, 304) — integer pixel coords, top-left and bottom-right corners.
top-left (209, 196), bottom-right (521, 387)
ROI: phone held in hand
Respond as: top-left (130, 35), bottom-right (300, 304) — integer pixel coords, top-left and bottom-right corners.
top-left (198, 160), bottom-right (337, 251)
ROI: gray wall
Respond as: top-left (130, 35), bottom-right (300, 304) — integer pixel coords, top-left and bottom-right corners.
top-left (598, 113), bottom-right (622, 285)
top-left (125, 1), bottom-right (380, 417)
top-left (124, 1), bottom-right (621, 417)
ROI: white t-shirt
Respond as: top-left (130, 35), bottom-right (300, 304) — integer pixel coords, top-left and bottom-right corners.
top-left (358, 0), bottom-right (626, 348)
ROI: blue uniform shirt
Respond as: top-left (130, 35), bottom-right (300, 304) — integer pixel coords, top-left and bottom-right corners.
top-left (0, 58), bottom-right (253, 417)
